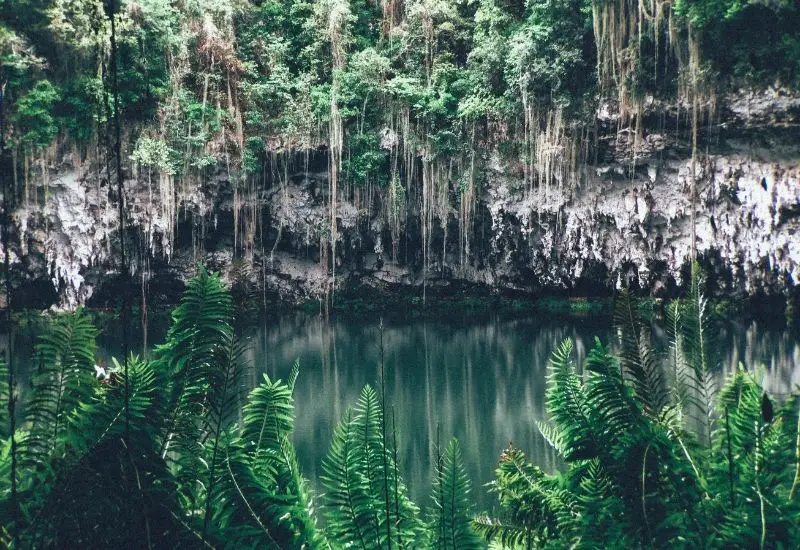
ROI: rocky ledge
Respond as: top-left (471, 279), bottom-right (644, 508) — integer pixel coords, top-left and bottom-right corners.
top-left (3, 88), bottom-right (799, 311)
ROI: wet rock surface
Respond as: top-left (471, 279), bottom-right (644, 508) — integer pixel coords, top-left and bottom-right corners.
top-left (4, 90), bottom-right (800, 309)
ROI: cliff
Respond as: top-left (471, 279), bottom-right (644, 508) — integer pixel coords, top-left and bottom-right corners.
top-left (5, 88), bottom-right (799, 310)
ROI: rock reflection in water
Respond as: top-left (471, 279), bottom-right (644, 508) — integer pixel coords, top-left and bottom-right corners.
top-left (247, 315), bottom-right (799, 510)
top-left (249, 315), bottom-right (610, 509)
top-left (5, 312), bottom-right (799, 510)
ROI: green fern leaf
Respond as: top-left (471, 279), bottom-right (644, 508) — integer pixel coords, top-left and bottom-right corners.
top-left (429, 438), bottom-right (482, 550)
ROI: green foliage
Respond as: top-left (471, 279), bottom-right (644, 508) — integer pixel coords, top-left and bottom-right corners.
top-left (10, 80), bottom-right (61, 151)
top-left (3, 264), bottom-right (800, 547)
top-left (210, 373), bottom-right (326, 548)
top-left (322, 384), bottom-right (424, 549)
top-left (0, 359), bottom-right (8, 439)
top-left (0, 268), bottom-right (332, 547)
top-left (2, 0), bottom-right (795, 240)
top-left (614, 289), bottom-right (668, 418)
top-left (3, 267), bottom-right (495, 548)
top-left (675, 0), bottom-right (800, 85)
top-left (430, 438), bottom-right (482, 550)
top-left (477, 281), bottom-right (800, 548)
top-left (25, 309), bottom-right (97, 463)
top-left (505, 0), bottom-right (589, 108)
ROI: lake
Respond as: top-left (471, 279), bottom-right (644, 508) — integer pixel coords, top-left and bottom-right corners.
top-left (6, 310), bottom-right (800, 511)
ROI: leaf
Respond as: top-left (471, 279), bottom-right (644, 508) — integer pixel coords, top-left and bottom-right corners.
top-left (429, 438), bottom-right (482, 550)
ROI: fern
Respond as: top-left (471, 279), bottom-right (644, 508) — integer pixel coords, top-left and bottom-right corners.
top-left (682, 263), bottom-right (720, 442)
top-left (322, 385), bottom-right (423, 549)
top-left (476, 445), bottom-right (566, 548)
top-left (202, 330), bottom-right (246, 538)
top-left (429, 438), bottom-right (482, 550)
top-left (155, 266), bottom-right (234, 457)
top-left (25, 309), bottom-right (97, 463)
top-left (614, 290), bottom-right (668, 417)
top-left (212, 372), bottom-right (326, 548)
top-left (710, 367), bottom-right (800, 548)
top-left (545, 338), bottom-right (596, 460)
top-left (241, 374), bottom-right (294, 455)
top-left (153, 267), bottom-right (235, 509)
top-left (19, 356), bottom-right (188, 547)
top-left (571, 459), bottom-right (631, 547)
top-left (665, 299), bottom-right (693, 423)
top-left (535, 419), bottom-right (565, 458)
top-left (322, 407), bottom-right (380, 549)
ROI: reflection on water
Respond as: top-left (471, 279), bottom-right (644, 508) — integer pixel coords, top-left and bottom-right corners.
top-left (245, 315), bottom-right (610, 510)
top-left (5, 312), bottom-right (800, 510)
top-left (243, 314), bottom-right (800, 510)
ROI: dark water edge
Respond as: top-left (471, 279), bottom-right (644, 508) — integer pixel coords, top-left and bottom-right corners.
top-left (3, 300), bottom-right (800, 511)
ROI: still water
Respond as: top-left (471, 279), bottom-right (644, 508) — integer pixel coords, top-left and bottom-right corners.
top-left (242, 313), bottom-right (800, 510)
top-left (9, 312), bottom-right (800, 510)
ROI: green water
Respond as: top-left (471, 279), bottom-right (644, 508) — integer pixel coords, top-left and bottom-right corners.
top-left (249, 314), bottom-right (800, 510)
top-left (7, 311), bottom-right (800, 511)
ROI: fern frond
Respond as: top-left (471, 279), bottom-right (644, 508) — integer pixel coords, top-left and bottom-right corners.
top-left (20, 356), bottom-right (186, 547)
top-left (288, 359), bottom-right (300, 394)
top-left (479, 445), bottom-right (563, 547)
top-left (614, 290), bottom-right (668, 417)
top-left (583, 339), bottom-right (641, 449)
top-left (207, 366), bottom-right (325, 548)
top-left (546, 338), bottom-right (597, 460)
top-left (202, 331), bottom-right (247, 538)
top-left (155, 266), bottom-right (233, 454)
top-left (241, 374), bottom-right (294, 455)
top-left (321, 408), bottom-right (381, 550)
top-left (25, 310), bottom-right (97, 463)
top-left (536, 419), bottom-right (566, 457)
top-left (473, 514), bottom-right (537, 549)
top-left (322, 385), bottom-right (423, 549)
top-left (429, 438), bottom-right (482, 550)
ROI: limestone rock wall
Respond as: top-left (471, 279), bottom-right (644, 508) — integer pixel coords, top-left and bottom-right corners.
top-left (4, 89), bottom-right (799, 308)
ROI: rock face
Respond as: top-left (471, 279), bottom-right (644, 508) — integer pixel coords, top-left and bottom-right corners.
top-left (4, 89), bottom-right (800, 309)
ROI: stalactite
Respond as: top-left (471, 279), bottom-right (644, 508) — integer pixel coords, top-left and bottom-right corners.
top-left (590, 0), bottom-right (713, 261)
top-left (593, 0), bottom-right (676, 122)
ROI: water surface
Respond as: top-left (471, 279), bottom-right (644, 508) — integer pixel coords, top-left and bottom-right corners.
top-left (6, 311), bottom-right (800, 510)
